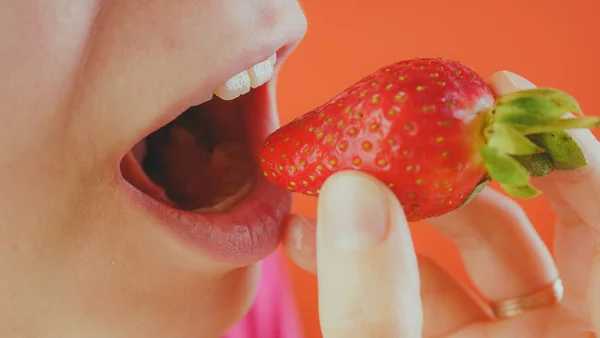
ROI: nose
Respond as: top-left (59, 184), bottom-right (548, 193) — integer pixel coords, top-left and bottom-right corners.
top-left (209, 0), bottom-right (307, 63)
top-left (250, 0), bottom-right (308, 45)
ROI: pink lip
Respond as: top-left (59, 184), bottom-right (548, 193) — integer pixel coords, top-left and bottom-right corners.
top-left (126, 172), bottom-right (292, 265)
top-left (119, 48), bottom-right (294, 266)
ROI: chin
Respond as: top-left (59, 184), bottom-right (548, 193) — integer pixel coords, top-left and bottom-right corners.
top-left (117, 46), bottom-right (295, 267)
top-left (210, 263), bottom-right (263, 336)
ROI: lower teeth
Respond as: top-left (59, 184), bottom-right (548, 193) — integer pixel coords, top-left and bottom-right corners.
top-left (194, 180), bottom-right (253, 213)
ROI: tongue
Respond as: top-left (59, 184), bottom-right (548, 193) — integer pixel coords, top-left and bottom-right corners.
top-left (143, 121), bottom-right (253, 210)
top-left (121, 152), bottom-right (174, 206)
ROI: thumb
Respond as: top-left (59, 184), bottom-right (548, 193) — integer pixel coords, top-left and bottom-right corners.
top-left (315, 170), bottom-right (422, 338)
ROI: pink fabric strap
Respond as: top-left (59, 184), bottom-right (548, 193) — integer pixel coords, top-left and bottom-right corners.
top-left (223, 251), bottom-right (303, 338)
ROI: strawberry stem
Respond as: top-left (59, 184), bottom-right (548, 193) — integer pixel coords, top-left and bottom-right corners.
top-left (479, 87), bottom-right (597, 199)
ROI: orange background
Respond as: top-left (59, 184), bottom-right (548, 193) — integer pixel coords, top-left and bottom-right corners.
top-left (275, 0), bottom-right (600, 337)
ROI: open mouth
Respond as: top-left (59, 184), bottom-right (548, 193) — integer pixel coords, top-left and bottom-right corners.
top-left (118, 51), bottom-right (292, 264)
top-left (122, 92), bottom-right (259, 213)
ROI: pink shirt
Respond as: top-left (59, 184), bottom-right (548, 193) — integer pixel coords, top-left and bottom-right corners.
top-left (223, 251), bottom-right (303, 338)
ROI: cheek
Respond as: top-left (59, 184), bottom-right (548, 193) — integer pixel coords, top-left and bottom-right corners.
top-left (0, 0), bottom-right (102, 290)
top-left (0, 0), bottom-right (100, 233)
top-left (0, 0), bottom-right (99, 143)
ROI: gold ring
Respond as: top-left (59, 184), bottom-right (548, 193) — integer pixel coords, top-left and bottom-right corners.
top-left (491, 278), bottom-right (564, 319)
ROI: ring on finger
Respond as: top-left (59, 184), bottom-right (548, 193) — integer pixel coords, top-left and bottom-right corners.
top-left (490, 278), bottom-right (564, 320)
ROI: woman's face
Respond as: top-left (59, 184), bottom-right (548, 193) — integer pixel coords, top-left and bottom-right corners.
top-left (0, 1), bottom-right (306, 337)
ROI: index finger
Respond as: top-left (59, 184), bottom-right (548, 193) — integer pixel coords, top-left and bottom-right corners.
top-left (315, 171), bottom-right (422, 338)
top-left (490, 71), bottom-right (600, 325)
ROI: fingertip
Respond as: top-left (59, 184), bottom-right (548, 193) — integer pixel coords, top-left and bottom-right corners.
top-left (489, 70), bottom-right (537, 95)
top-left (320, 170), bottom-right (406, 216)
top-left (320, 170), bottom-right (389, 196)
top-left (318, 170), bottom-right (402, 252)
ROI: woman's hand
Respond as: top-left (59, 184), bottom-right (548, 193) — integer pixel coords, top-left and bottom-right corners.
top-left (282, 71), bottom-right (600, 337)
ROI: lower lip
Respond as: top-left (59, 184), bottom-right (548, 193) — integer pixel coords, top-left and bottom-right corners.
top-left (126, 172), bottom-right (292, 265)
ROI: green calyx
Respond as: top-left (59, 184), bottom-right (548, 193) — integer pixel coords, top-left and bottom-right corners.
top-left (479, 88), bottom-right (600, 199)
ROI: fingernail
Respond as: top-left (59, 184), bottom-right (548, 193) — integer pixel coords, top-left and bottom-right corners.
top-left (291, 224), bottom-right (305, 251)
top-left (492, 71), bottom-right (536, 95)
top-left (290, 215), bottom-right (315, 254)
top-left (318, 172), bottom-right (389, 252)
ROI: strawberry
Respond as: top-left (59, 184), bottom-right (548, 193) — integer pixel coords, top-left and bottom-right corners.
top-left (259, 58), bottom-right (599, 221)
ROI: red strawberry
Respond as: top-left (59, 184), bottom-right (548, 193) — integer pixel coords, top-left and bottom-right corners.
top-left (259, 58), bottom-right (599, 221)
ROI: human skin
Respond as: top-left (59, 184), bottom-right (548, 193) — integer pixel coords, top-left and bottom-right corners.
top-left (0, 1), bottom-right (306, 337)
top-left (3, 1), bottom-right (600, 338)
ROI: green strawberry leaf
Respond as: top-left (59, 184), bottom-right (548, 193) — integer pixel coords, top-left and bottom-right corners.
top-left (527, 132), bottom-right (588, 170)
top-left (515, 88), bottom-right (581, 113)
top-left (461, 178), bottom-right (489, 207)
top-left (500, 183), bottom-right (540, 199)
top-left (516, 116), bottom-right (600, 135)
top-left (487, 123), bottom-right (544, 155)
top-left (480, 145), bottom-right (531, 187)
top-left (494, 96), bottom-right (566, 126)
top-left (493, 88), bottom-right (581, 126)
top-left (513, 153), bottom-right (554, 177)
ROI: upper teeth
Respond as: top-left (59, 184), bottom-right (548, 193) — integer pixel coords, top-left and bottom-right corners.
top-left (212, 53), bottom-right (277, 101)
